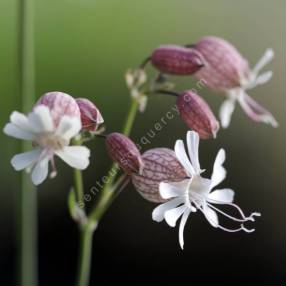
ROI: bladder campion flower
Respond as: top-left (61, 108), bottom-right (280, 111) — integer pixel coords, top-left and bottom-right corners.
top-left (152, 131), bottom-right (260, 249)
top-left (193, 36), bottom-right (278, 128)
top-left (3, 92), bottom-right (90, 185)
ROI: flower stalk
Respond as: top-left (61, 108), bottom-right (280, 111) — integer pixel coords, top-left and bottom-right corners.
top-left (74, 98), bottom-right (139, 286)
top-left (75, 223), bottom-right (94, 286)
top-left (18, 0), bottom-right (37, 285)
top-left (72, 137), bottom-right (85, 204)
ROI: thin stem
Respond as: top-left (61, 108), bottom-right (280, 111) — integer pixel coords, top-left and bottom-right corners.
top-left (74, 169), bottom-right (84, 204)
top-left (122, 98), bottom-right (139, 136)
top-left (154, 89), bottom-right (179, 97)
top-left (72, 138), bottom-right (84, 204)
top-left (139, 56), bottom-right (151, 69)
top-left (18, 0), bottom-right (37, 286)
top-left (75, 224), bottom-right (94, 286)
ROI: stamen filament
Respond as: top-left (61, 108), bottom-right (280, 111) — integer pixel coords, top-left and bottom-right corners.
top-left (193, 200), bottom-right (257, 234)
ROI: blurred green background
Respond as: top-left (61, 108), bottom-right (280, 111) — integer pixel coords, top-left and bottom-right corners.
top-left (0, 0), bottom-right (285, 284)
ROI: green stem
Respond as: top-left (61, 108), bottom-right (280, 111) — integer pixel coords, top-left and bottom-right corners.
top-left (122, 98), bottom-right (139, 136)
top-left (74, 98), bottom-right (139, 286)
top-left (75, 224), bottom-right (94, 286)
top-left (18, 0), bottom-right (37, 286)
top-left (72, 138), bottom-right (84, 204)
top-left (74, 168), bottom-right (84, 204)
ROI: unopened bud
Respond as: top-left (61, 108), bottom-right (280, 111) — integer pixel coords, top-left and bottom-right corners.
top-left (76, 98), bottom-right (104, 132)
top-left (132, 148), bottom-right (187, 203)
top-left (176, 91), bottom-right (219, 139)
top-left (105, 133), bottom-right (143, 175)
top-left (151, 45), bottom-right (205, 75)
top-left (36, 91), bottom-right (80, 126)
top-left (193, 36), bottom-right (250, 92)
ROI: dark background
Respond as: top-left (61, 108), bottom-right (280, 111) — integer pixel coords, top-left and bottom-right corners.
top-left (1, 0), bottom-right (286, 285)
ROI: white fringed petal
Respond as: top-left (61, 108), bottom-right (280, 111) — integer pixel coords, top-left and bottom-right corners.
top-left (174, 140), bottom-right (195, 176)
top-left (210, 149), bottom-right (226, 189)
top-left (159, 181), bottom-right (187, 199)
top-left (31, 156), bottom-right (49, 185)
top-left (179, 209), bottom-right (191, 250)
top-left (208, 188), bottom-right (234, 204)
top-left (219, 96), bottom-right (236, 129)
top-left (186, 131), bottom-right (201, 175)
top-left (3, 123), bottom-right (35, 140)
top-left (55, 146), bottom-right (90, 170)
top-left (238, 92), bottom-right (278, 128)
top-left (28, 105), bottom-right (54, 133)
top-left (10, 111), bottom-right (33, 132)
top-left (11, 149), bottom-right (41, 171)
top-left (55, 116), bottom-right (81, 141)
top-left (152, 197), bottom-right (184, 222)
top-left (164, 205), bottom-right (187, 227)
top-left (203, 206), bottom-right (219, 228)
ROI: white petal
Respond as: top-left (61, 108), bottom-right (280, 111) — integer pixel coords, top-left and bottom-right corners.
top-left (208, 188), bottom-right (235, 204)
top-left (11, 149), bottom-right (42, 171)
top-left (55, 146), bottom-right (90, 169)
top-left (165, 205), bottom-right (187, 227)
top-left (10, 111), bottom-right (33, 132)
top-left (203, 206), bottom-right (219, 228)
top-left (219, 97), bottom-right (236, 129)
top-left (55, 116), bottom-right (81, 141)
top-left (31, 156), bottom-right (49, 185)
top-left (253, 71), bottom-right (273, 87)
top-left (210, 149), bottom-right (226, 189)
top-left (252, 48), bottom-right (274, 75)
top-left (174, 140), bottom-right (195, 176)
top-left (152, 197), bottom-right (184, 222)
top-left (28, 105), bottom-right (54, 133)
top-left (186, 131), bottom-right (201, 174)
top-left (3, 123), bottom-right (35, 140)
top-left (179, 209), bottom-right (191, 250)
top-left (159, 180), bottom-right (188, 199)
top-left (238, 92), bottom-right (278, 128)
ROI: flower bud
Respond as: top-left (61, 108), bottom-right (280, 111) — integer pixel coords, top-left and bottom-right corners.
top-left (132, 148), bottom-right (187, 203)
top-left (150, 45), bottom-right (205, 75)
top-left (176, 91), bottom-right (219, 139)
top-left (105, 133), bottom-right (143, 175)
top-left (75, 98), bottom-right (104, 132)
top-left (193, 36), bottom-right (250, 92)
top-left (36, 91), bottom-right (80, 126)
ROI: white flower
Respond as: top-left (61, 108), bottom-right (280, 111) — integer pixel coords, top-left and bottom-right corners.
top-left (220, 49), bottom-right (278, 128)
top-left (152, 131), bottom-right (260, 249)
top-left (3, 105), bottom-right (90, 185)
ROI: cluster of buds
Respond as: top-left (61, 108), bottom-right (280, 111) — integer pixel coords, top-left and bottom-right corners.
top-left (147, 36), bottom-right (277, 129)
